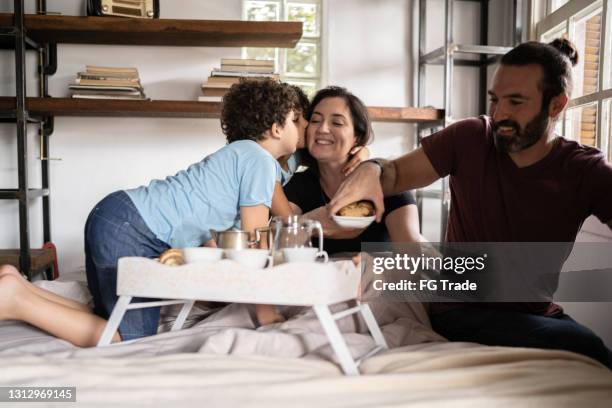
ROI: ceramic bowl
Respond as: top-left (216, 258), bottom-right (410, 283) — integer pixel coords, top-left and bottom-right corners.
top-left (224, 248), bottom-right (271, 269)
top-left (332, 215), bottom-right (376, 229)
top-left (182, 247), bottom-right (224, 264)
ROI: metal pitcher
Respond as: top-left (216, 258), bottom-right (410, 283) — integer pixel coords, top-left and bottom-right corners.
top-left (209, 229), bottom-right (258, 249)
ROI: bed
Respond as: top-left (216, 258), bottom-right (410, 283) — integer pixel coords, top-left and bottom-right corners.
top-left (1, 275), bottom-right (610, 407)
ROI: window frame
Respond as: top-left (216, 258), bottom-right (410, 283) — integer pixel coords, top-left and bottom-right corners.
top-left (536, 0), bottom-right (612, 157)
top-left (241, 0), bottom-right (323, 93)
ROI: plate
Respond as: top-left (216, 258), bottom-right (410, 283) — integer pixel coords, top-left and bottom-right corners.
top-left (332, 215), bottom-right (376, 229)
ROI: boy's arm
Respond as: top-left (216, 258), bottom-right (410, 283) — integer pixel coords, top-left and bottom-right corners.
top-left (271, 182), bottom-right (294, 217)
top-left (240, 204), bottom-right (270, 247)
top-left (342, 145), bottom-right (370, 175)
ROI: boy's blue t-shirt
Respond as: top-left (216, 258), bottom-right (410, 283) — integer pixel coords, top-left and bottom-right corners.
top-left (125, 140), bottom-right (281, 248)
top-left (280, 149), bottom-right (302, 186)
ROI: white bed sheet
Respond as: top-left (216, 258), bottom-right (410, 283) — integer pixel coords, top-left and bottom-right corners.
top-left (0, 278), bottom-right (610, 407)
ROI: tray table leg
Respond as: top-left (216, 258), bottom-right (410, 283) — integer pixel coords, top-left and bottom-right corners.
top-left (313, 304), bottom-right (360, 376)
top-left (171, 300), bottom-right (195, 331)
top-left (358, 302), bottom-right (388, 350)
top-left (97, 295), bottom-right (132, 347)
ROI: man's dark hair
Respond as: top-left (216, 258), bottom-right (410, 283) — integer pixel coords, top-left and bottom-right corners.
top-left (307, 86), bottom-right (374, 146)
top-left (221, 79), bottom-right (300, 143)
top-left (500, 38), bottom-right (579, 110)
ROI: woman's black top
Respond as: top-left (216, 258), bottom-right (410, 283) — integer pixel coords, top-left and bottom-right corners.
top-left (283, 168), bottom-right (416, 254)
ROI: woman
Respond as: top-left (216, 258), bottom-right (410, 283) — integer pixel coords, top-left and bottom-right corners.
top-left (283, 86), bottom-right (423, 254)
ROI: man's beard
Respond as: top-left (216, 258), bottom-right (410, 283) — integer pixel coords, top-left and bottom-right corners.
top-left (492, 109), bottom-right (550, 154)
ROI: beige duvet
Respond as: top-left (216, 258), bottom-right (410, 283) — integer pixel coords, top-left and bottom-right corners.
top-left (0, 280), bottom-right (609, 407)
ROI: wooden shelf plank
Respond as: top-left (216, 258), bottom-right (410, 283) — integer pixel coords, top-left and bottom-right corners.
top-left (0, 97), bottom-right (443, 123)
top-left (367, 106), bottom-right (444, 123)
top-left (0, 248), bottom-right (55, 271)
top-left (0, 14), bottom-right (302, 47)
top-left (0, 97), bottom-right (221, 118)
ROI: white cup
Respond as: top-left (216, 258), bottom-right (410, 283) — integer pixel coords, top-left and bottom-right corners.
top-left (225, 248), bottom-right (273, 269)
top-left (282, 247), bottom-right (329, 263)
top-left (182, 247), bottom-right (223, 264)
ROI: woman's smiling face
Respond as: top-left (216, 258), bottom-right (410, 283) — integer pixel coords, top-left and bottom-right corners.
top-left (306, 97), bottom-right (356, 164)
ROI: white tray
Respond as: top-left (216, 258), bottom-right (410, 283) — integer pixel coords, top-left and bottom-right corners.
top-left (100, 257), bottom-right (387, 375)
top-left (117, 257), bottom-right (360, 306)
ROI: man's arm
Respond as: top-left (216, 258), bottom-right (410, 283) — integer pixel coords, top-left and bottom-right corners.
top-left (329, 147), bottom-right (440, 221)
top-left (386, 147), bottom-right (440, 194)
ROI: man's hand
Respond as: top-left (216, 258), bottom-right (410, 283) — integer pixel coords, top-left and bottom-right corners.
top-left (303, 206), bottom-right (365, 239)
top-left (329, 162), bottom-right (385, 222)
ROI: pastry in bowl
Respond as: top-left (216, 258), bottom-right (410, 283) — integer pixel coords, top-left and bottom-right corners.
top-left (333, 200), bottom-right (376, 229)
top-left (336, 200), bottom-right (375, 217)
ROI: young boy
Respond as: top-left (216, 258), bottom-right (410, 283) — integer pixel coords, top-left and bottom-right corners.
top-left (0, 79), bottom-right (302, 346)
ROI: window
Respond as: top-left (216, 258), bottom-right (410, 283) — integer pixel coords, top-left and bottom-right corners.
top-left (536, 0), bottom-right (612, 156)
top-left (242, 0), bottom-right (322, 97)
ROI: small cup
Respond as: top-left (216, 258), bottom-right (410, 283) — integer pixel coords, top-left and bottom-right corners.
top-left (282, 247), bottom-right (328, 263)
top-left (182, 247), bottom-right (224, 264)
top-left (225, 248), bottom-right (273, 269)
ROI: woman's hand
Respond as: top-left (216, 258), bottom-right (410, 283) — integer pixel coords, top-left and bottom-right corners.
top-left (303, 206), bottom-right (365, 239)
top-left (329, 162), bottom-right (385, 222)
top-left (342, 145), bottom-right (370, 176)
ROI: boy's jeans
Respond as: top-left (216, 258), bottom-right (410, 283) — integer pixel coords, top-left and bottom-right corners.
top-left (85, 191), bottom-right (169, 341)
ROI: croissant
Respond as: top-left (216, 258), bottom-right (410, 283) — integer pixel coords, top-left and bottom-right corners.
top-left (159, 248), bottom-right (185, 266)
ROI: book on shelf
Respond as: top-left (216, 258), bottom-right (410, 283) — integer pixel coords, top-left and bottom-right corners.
top-left (201, 87), bottom-right (228, 97)
top-left (217, 65), bottom-right (275, 74)
top-left (69, 89), bottom-right (144, 97)
top-left (77, 73), bottom-right (139, 81)
top-left (201, 82), bottom-right (233, 89)
top-left (205, 76), bottom-right (243, 85)
top-left (85, 65), bottom-right (140, 75)
top-left (74, 78), bottom-right (142, 88)
top-left (220, 58), bottom-right (274, 67)
top-left (69, 84), bottom-right (143, 92)
top-left (72, 93), bottom-right (150, 100)
top-left (197, 95), bottom-right (223, 102)
top-left (210, 70), bottom-right (280, 79)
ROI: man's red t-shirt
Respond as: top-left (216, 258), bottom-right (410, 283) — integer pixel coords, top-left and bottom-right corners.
top-left (421, 116), bottom-right (612, 315)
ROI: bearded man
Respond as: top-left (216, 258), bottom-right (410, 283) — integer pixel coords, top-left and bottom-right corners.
top-left (329, 38), bottom-right (612, 368)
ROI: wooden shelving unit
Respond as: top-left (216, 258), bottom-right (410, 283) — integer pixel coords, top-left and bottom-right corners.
top-left (0, 97), bottom-right (443, 123)
top-left (0, 13), bottom-right (302, 47)
top-left (0, 9), bottom-right (444, 277)
top-left (0, 248), bottom-right (55, 272)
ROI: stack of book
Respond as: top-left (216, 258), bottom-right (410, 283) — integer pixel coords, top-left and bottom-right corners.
top-left (69, 66), bottom-right (148, 100)
top-left (199, 58), bottom-right (278, 102)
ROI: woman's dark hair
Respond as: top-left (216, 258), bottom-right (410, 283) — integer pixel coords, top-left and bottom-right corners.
top-left (307, 86), bottom-right (374, 147)
top-left (500, 38), bottom-right (579, 111)
top-left (291, 84), bottom-right (310, 118)
top-left (221, 79), bottom-right (300, 143)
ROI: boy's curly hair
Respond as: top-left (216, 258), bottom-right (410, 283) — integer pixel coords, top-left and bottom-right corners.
top-left (221, 79), bottom-right (300, 143)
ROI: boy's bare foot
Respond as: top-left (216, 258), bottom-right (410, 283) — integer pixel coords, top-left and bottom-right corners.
top-left (0, 274), bottom-right (25, 320)
top-left (0, 264), bottom-right (24, 279)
